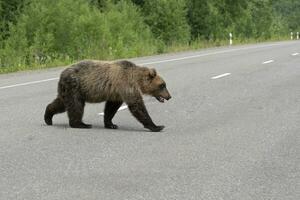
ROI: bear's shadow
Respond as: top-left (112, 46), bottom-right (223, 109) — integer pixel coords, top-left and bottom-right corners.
top-left (92, 125), bottom-right (147, 133)
top-left (43, 123), bottom-right (149, 133)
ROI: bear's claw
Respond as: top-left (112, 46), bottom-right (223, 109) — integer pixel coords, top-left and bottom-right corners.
top-left (145, 125), bottom-right (165, 132)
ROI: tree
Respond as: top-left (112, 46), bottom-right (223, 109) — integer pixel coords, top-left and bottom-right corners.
top-left (142, 0), bottom-right (190, 45)
top-left (272, 0), bottom-right (300, 31)
top-left (0, 0), bottom-right (25, 40)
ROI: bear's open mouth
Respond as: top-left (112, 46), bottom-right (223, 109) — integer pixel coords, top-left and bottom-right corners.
top-left (155, 96), bottom-right (165, 103)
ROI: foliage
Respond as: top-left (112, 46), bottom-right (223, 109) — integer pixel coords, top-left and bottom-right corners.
top-left (0, 0), bottom-right (156, 68)
top-left (272, 0), bottom-right (300, 31)
top-left (142, 0), bottom-right (190, 45)
top-left (0, 0), bottom-right (25, 41)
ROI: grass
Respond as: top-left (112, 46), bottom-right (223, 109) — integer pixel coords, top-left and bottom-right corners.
top-left (0, 36), bottom-right (292, 74)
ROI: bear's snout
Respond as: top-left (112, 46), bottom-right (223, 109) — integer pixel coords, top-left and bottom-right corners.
top-left (166, 95), bottom-right (171, 100)
top-left (161, 89), bottom-right (171, 101)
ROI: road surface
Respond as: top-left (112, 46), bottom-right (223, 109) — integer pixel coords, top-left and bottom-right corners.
top-left (0, 41), bottom-right (299, 200)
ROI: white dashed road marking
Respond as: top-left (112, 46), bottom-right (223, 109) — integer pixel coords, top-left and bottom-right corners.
top-left (211, 73), bottom-right (231, 80)
top-left (98, 105), bottom-right (128, 116)
top-left (292, 53), bottom-right (299, 56)
top-left (262, 60), bottom-right (274, 64)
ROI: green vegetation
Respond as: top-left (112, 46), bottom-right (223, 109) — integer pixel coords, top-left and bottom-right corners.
top-left (0, 0), bottom-right (299, 73)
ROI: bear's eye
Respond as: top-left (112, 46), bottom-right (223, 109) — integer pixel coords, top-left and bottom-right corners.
top-left (159, 83), bottom-right (166, 89)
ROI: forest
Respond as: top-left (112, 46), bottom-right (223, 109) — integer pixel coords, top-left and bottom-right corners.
top-left (0, 0), bottom-right (299, 72)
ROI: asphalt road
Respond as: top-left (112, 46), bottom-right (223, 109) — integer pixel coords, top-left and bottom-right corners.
top-left (0, 41), bottom-right (299, 200)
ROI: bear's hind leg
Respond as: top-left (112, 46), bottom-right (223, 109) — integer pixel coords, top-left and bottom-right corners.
top-left (104, 101), bottom-right (123, 129)
top-left (44, 97), bottom-right (66, 125)
top-left (65, 97), bottom-right (91, 129)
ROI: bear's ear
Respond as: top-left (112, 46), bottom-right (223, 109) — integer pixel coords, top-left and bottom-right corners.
top-left (148, 68), bottom-right (157, 79)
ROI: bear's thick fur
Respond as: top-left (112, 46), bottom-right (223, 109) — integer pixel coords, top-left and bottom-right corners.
top-left (44, 60), bottom-right (171, 132)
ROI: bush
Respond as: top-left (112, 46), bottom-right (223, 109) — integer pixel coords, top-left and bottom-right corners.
top-left (0, 0), bottom-right (157, 68)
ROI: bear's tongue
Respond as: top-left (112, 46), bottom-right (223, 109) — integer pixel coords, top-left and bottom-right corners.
top-left (159, 97), bottom-right (165, 103)
top-left (156, 96), bottom-right (165, 103)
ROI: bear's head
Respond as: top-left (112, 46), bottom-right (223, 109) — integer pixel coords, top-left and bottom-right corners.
top-left (140, 68), bottom-right (171, 103)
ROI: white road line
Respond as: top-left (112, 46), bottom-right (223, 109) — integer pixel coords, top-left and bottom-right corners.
top-left (98, 105), bottom-right (128, 116)
top-left (292, 53), bottom-right (299, 56)
top-left (211, 73), bottom-right (231, 80)
top-left (139, 50), bottom-right (237, 65)
top-left (0, 77), bottom-right (59, 90)
top-left (138, 43), bottom-right (282, 65)
top-left (262, 60), bottom-right (274, 64)
top-left (0, 42), bottom-right (290, 90)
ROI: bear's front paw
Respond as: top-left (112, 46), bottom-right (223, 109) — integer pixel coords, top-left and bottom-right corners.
top-left (145, 125), bottom-right (165, 132)
top-left (44, 113), bottom-right (53, 125)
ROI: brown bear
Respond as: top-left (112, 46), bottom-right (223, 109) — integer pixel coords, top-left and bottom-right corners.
top-left (44, 60), bottom-right (171, 132)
